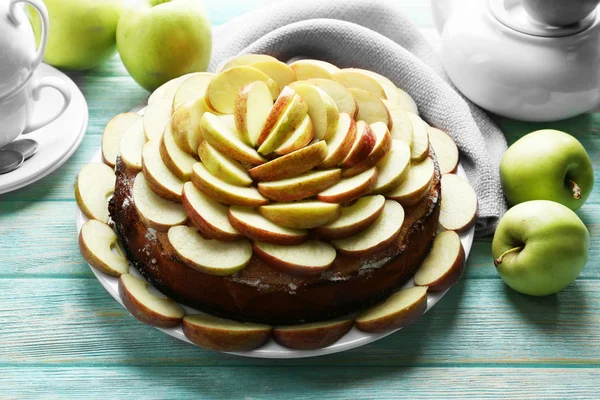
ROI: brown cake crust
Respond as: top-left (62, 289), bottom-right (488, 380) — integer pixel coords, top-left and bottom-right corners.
top-left (110, 152), bottom-right (441, 325)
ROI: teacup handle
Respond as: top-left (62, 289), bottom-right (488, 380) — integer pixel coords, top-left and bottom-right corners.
top-left (9, 0), bottom-right (49, 69)
top-left (22, 77), bottom-right (72, 134)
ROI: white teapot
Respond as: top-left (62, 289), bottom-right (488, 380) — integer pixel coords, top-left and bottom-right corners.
top-left (432, 0), bottom-right (600, 121)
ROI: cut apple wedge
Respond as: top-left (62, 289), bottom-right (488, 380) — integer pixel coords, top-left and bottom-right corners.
top-left (414, 230), bottom-right (465, 292)
top-left (249, 141), bottom-right (328, 182)
top-left (79, 219), bottom-right (129, 277)
top-left (396, 87), bottom-right (419, 115)
top-left (439, 173), bottom-right (478, 232)
top-left (192, 162), bottom-right (268, 206)
top-left (142, 142), bottom-right (185, 202)
top-left (371, 139), bottom-right (411, 194)
top-left (228, 206), bottom-right (307, 245)
top-left (198, 141), bottom-right (252, 186)
top-left (427, 126), bottom-right (459, 174)
top-left (318, 167), bottom-right (378, 204)
top-left (258, 169), bottom-right (341, 202)
top-left (255, 86), bottom-right (296, 146)
top-left (200, 112), bottom-right (266, 165)
top-left (133, 172), bottom-right (187, 231)
top-left (350, 88), bottom-right (390, 127)
top-left (342, 122), bottom-right (392, 177)
top-left (159, 123), bottom-right (196, 181)
top-left (407, 112), bottom-right (429, 162)
top-left (170, 97), bottom-right (209, 155)
top-left (383, 99), bottom-right (413, 149)
top-left (273, 319), bottom-right (354, 350)
top-left (355, 286), bottom-right (427, 333)
top-left (120, 118), bottom-right (146, 171)
top-left (253, 240), bottom-right (337, 276)
top-left (172, 72), bottom-right (215, 112)
top-left (119, 273), bottom-right (185, 328)
top-left (274, 115), bottom-right (314, 156)
top-left (289, 59), bottom-right (339, 80)
top-left (332, 200), bottom-right (404, 257)
top-left (75, 162), bottom-right (115, 223)
top-left (168, 225), bottom-right (253, 275)
top-left (182, 314), bottom-right (271, 352)
top-left (250, 59), bottom-right (296, 91)
top-left (319, 113), bottom-right (357, 168)
top-left (386, 157), bottom-right (435, 206)
top-left (352, 69), bottom-right (399, 103)
top-left (102, 112), bottom-right (140, 167)
top-left (206, 66), bottom-right (279, 113)
top-left (143, 97), bottom-right (172, 142)
top-left (313, 195), bottom-right (385, 240)
top-left (234, 81), bottom-right (274, 147)
top-left (147, 73), bottom-right (193, 105)
top-left (220, 54), bottom-right (278, 71)
top-left (339, 120), bottom-right (376, 168)
top-left (289, 82), bottom-right (339, 140)
top-left (304, 78), bottom-right (357, 117)
top-left (182, 182), bottom-right (242, 241)
top-left (257, 92), bottom-right (307, 155)
top-left (260, 200), bottom-right (340, 229)
top-left (333, 69), bottom-right (387, 99)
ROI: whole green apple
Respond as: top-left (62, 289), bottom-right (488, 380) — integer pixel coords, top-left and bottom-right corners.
top-left (500, 129), bottom-right (593, 211)
top-left (28, 0), bottom-right (124, 70)
top-left (492, 200), bottom-right (589, 296)
top-left (117, 0), bottom-right (212, 92)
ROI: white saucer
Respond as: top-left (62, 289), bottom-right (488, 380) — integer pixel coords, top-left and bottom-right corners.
top-left (0, 63), bottom-right (88, 195)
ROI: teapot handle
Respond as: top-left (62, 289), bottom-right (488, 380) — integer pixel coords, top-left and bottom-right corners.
top-left (8, 0), bottom-right (49, 70)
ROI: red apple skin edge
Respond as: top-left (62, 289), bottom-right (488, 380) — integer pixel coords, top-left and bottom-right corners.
top-left (424, 241), bottom-right (466, 292)
top-left (182, 319), bottom-right (272, 352)
top-left (252, 242), bottom-right (332, 277)
top-left (118, 279), bottom-right (183, 329)
top-left (355, 291), bottom-right (428, 333)
top-left (273, 320), bottom-right (354, 350)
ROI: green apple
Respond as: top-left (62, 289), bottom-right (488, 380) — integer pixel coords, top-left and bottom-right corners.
top-left (28, 0), bottom-right (124, 70)
top-left (492, 200), bottom-right (589, 296)
top-left (500, 129), bottom-right (593, 211)
top-left (116, 0), bottom-right (212, 92)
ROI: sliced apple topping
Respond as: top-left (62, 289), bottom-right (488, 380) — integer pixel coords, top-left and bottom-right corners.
top-left (256, 86), bottom-right (296, 145)
top-left (172, 72), bottom-right (215, 112)
top-left (396, 87), bottom-right (419, 114)
top-left (170, 97), bottom-right (209, 155)
top-left (439, 174), bottom-right (478, 232)
top-left (332, 200), bottom-right (404, 257)
top-left (318, 167), bottom-right (378, 204)
top-left (414, 230), bottom-right (465, 292)
top-left (352, 69), bottom-right (399, 104)
top-left (234, 81), bottom-right (274, 147)
top-left (119, 273), bottom-right (184, 328)
top-left (148, 73), bottom-right (193, 105)
top-left (143, 97), bottom-right (172, 142)
top-left (289, 59), bottom-right (339, 80)
top-left (342, 121), bottom-right (392, 177)
top-left (407, 112), bottom-right (429, 161)
top-left (206, 66), bottom-right (279, 113)
top-left (142, 142), bottom-right (185, 202)
top-left (274, 115), bottom-right (314, 156)
top-left (372, 139), bottom-right (411, 194)
top-left (304, 78), bottom-right (357, 117)
top-left (289, 82), bottom-right (339, 140)
top-left (383, 99), bottom-right (413, 149)
top-left (102, 112), bottom-right (140, 167)
top-left (182, 314), bottom-right (271, 352)
top-left (339, 120), bottom-right (376, 168)
top-left (273, 319), bottom-right (354, 350)
top-left (168, 225), bottom-right (253, 275)
top-left (220, 54), bottom-right (278, 71)
top-left (313, 195), bottom-right (385, 240)
top-left (386, 157), bottom-right (435, 206)
top-left (257, 92), bottom-right (307, 155)
top-left (249, 141), bottom-right (328, 182)
top-left (333, 69), bottom-right (387, 99)
top-left (250, 59), bottom-right (297, 91)
top-left (260, 200), bottom-right (341, 229)
top-left (228, 206), bottom-right (307, 245)
top-left (120, 118), bottom-right (146, 171)
top-left (350, 88), bottom-right (390, 127)
top-left (258, 169), bottom-right (341, 202)
top-left (253, 240), bottom-right (337, 276)
top-left (319, 113), bottom-right (357, 168)
top-left (192, 163), bottom-right (268, 206)
top-left (79, 219), bottom-right (128, 277)
top-left (159, 123), bottom-right (196, 181)
top-left (133, 172), bottom-right (187, 231)
top-left (75, 162), bottom-right (116, 223)
top-left (355, 286), bottom-right (427, 333)
top-left (427, 126), bottom-right (459, 174)
top-left (197, 141), bottom-right (252, 186)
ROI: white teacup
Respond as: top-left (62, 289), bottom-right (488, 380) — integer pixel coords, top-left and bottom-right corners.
top-left (0, 0), bottom-right (71, 149)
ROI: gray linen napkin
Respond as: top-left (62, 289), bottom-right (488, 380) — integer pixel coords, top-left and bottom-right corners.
top-left (209, 0), bottom-right (508, 236)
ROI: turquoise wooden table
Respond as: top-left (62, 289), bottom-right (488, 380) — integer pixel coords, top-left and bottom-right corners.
top-left (1, 1), bottom-right (599, 398)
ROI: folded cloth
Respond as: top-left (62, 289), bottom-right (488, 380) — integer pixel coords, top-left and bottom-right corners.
top-left (208, 0), bottom-right (508, 236)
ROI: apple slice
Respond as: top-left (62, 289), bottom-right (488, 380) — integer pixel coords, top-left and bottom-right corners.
top-left (75, 162), bottom-right (115, 223)
top-left (289, 82), bottom-right (339, 140)
top-left (427, 126), bottom-right (459, 174)
top-left (171, 72), bottom-right (215, 112)
top-left (143, 97), bottom-right (172, 142)
top-left (313, 195), bottom-right (385, 240)
top-left (119, 118), bottom-right (146, 171)
top-left (273, 319), bottom-right (354, 350)
top-left (351, 69), bottom-right (399, 103)
top-left (133, 172), bottom-right (187, 231)
top-left (250, 59), bottom-right (297, 91)
top-left (383, 99), bottom-right (413, 149)
top-left (258, 169), bottom-right (341, 202)
top-left (304, 78), bottom-right (357, 117)
top-left (168, 225), bottom-right (253, 275)
top-left (192, 163), bottom-right (268, 206)
top-left (147, 73), bottom-right (193, 104)
top-left (274, 115), bottom-right (314, 156)
top-left (372, 139), bottom-right (411, 194)
top-left (234, 81), bottom-right (274, 147)
top-left (206, 66), bottom-right (279, 113)
top-left (200, 112), bottom-right (266, 165)
top-left (159, 123), bottom-right (196, 181)
top-left (318, 167), bottom-right (378, 204)
top-left (350, 88), bottom-right (390, 127)
top-left (385, 158), bottom-right (435, 206)
top-left (253, 240), bottom-right (336, 276)
top-left (339, 120), bottom-right (376, 168)
top-left (220, 54), bottom-right (278, 71)
top-left (414, 230), bottom-right (465, 291)
top-left (333, 69), bottom-right (387, 99)
top-left (319, 113), bottom-right (357, 168)
top-left (228, 206), bottom-right (307, 245)
top-left (102, 112), bottom-right (140, 167)
top-left (396, 87), bottom-right (419, 115)
top-left (407, 112), bottom-right (429, 162)
top-left (170, 96), bottom-right (209, 155)
top-left (439, 173), bottom-right (478, 232)
top-left (79, 219), bottom-right (128, 277)
top-left (182, 314), bottom-right (271, 352)
top-left (255, 86), bottom-right (296, 146)
top-left (260, 201), bottom-right (341, 229)
top-left (332, 200), bottom-right (404, 257)
top-left (249, 141), bottom-right (328, 182)
top-left (198, 141), bottom-right (252, 186)
top-left (182, 182), bottom-right (242, 241)
top-left (355, 286), bottom-right (427, 333)
top-left (342, 122), bottom-right (393, 178)
top-left (142, 142), bottom-right (185, 202)
top-left (257, 93), bottom-right (307, 155)
top-left (119, 273), bottom-right (184, 328)
top-left (289, 59), bottom-right (339, 80)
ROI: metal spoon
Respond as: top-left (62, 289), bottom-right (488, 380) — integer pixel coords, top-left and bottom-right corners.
top-left (2, 139), bottom-right (39, 160)
top-left (0, 149), bottom-right (25, 174)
